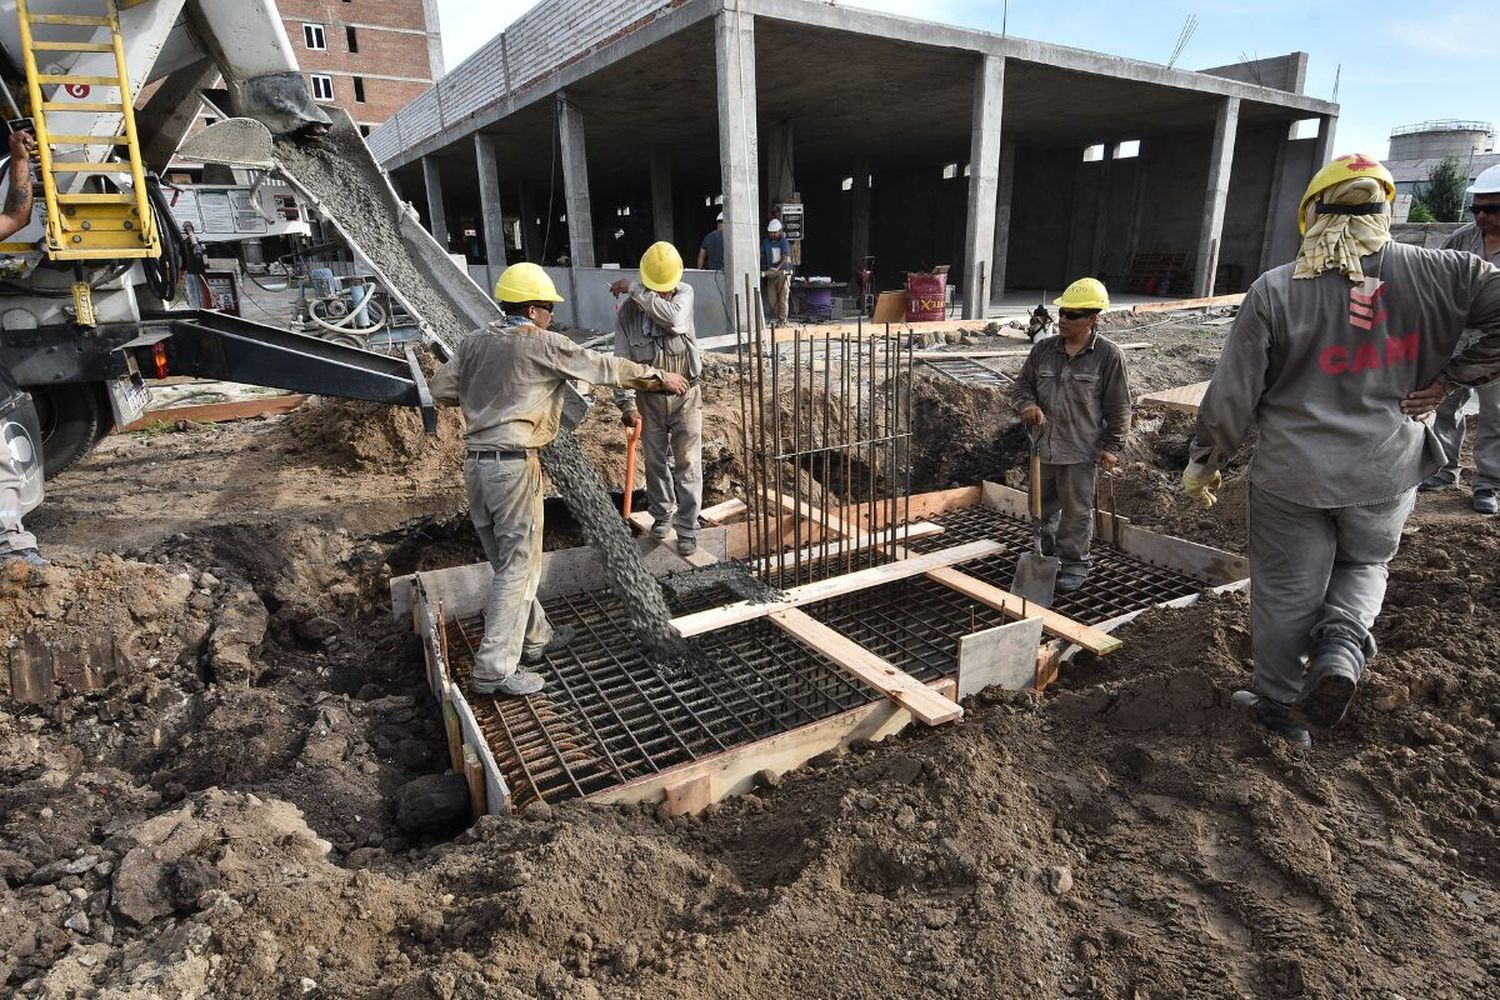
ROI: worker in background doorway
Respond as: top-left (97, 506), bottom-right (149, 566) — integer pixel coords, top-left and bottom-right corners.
top-left (696, 212), bottom-right (724, 270)
top-left (0, 127), bottom-right (45, 570)
top-left (1419, 163), bottom-right (1500, 513)
top-left (431, 263), bottom-right (689, 697)
top-left (611, 242), bottom-right (704, 557)
top-left (1010, 277), bottom-right (1131, 593)
top-left (1183, 154), bottom-right (1500, 748)
top-left (761, 217), bottom-right (792, 324)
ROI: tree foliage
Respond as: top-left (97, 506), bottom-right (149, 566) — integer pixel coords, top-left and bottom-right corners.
top-left (1413, 155), bottom-right (1469, 223)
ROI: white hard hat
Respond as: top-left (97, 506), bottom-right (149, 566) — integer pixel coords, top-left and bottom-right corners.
top-left (1468, 164), bottom-right (1500, 195)
top-left (766, 218), bottom-right (783, 232)
top-left (716, 212), bottom-right (724, 222)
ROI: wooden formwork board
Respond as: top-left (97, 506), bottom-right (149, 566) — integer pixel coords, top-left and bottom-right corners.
top-left (588, 678), bottom-right (958, 814)
top-left (1139, 381), bottom-right (1212, 414)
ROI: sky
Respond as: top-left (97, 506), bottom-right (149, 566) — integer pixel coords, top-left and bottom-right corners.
top-left (433, 0), bottom-right (1489, 159)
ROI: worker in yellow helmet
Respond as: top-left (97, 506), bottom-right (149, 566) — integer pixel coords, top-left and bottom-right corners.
top-left (430, 262), bottom-right (689, 697)
top-left (1184, 153), bottom-right (1500, 748)
top-left (1009, 277), bottom-right (1132, 593)
top-left (610, 242), bottom-right (703, 556)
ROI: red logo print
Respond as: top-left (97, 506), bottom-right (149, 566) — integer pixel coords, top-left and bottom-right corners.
top-left (1349, 280), bottom-right (1388, 331)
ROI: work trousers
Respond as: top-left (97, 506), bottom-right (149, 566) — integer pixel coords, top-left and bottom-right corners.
top-left (762, 271), bottom-right (790, 324)
top-left (1429, 379), bottom-right (1500, 490)
top-left (0, 443), bottom-right (37, 554)
top-left (1247, 484), bottom-right (1415, 705)
top-left (639, 385), bottom-right (703, 539)
top-left (1038, 461), bottom-right (1097, 574)
top-left (463, 453), bottom-right (554, 684)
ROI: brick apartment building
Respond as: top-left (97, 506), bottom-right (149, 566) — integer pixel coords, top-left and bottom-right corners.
top-left (277, 0), bottom-right (445, 134)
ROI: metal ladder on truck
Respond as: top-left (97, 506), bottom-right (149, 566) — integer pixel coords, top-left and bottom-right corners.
top-left (13, 0), bottom-right (159, 301)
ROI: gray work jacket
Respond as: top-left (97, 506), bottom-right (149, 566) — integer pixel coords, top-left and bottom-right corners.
top-left (1011, 333), bottom-right (1132, 464)
top-left (1193, 242), bottom-right (1500, 507)
top-left (431, 320), bottom-right (667, 451)
top-left (613, 282), bottom-right (700, 411)
top-left (1441, 222), bottom-right (1500, 265)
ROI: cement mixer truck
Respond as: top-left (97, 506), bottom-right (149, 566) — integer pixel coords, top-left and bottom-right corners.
top-left (0, 0), bottom-right (501, 518)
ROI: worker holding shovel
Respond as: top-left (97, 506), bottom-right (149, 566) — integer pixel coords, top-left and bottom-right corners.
top-left (1010, 278), bottom-right (1132, 593)
top-left (611, 242), bottom-right (704, 557)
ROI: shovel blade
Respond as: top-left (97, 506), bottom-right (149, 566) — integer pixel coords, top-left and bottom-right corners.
top-left (1010, 552), bottom-right (1060, 608)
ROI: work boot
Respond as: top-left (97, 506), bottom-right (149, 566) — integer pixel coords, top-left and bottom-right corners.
top-left (676, 536), bottom-right (698, 557)
top-left (522, 626), bottom-right (575, 666)
top-left (1474, 488), bottom-right (1498, 515)
top-left (1055, 570), bottom-right (1087, 593)
top-left (0, 548), bottom-right (49, 569)
top-left (472, 670), bottom-right (545, 697)
top-left (1418, 473), bottom-right (1457, 492)
top-left (1289, 640), bottom-right (1361, 730)
top-left (650, 519), bottom-right (672, 540)
top-left (1231, 690), bottom-right (1312, 749)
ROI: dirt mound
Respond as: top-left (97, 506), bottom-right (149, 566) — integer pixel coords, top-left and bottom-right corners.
top-left (277, 396), bottom-right (467, 478)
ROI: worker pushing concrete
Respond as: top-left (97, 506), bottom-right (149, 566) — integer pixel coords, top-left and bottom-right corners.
top-left (1010, 277), bottom-right (1132, 592)
top-left (611, 242), bottom-right (704, 557)
top-left (0, 128), bottom-right (45, 570)
top-left (1183, 154), bottom-right (1500, 748)
top-left (431, 263), bottom-right (688, 697)
top-left (1419, 163), bottom-right (1500, 512)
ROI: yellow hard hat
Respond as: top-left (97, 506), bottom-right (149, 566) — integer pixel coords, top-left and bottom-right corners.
top-left (1053, 277), bottom-right (1109, 311)
top-left (1298, 154), bottom-right (1396, 235)
top-left (639, 241), bottom-right (684, 293)
top-left (494, 262), bottom-right (564, 304)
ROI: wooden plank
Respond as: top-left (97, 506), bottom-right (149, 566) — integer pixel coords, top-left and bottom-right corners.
top-left (670, 539), bottom-right (1004, 637)
top-left (1139, 380), bottom-right (1212, 414)
top-left (769, 608), bottom-right (962, 725)
top-left (120, 393), bottom-right (307, 431)
top-left (663, 774), bottom-right (713, 816)
top-left (588, 677), bottom-right (956, 811)
top-left (911, 342), bottom-right (1152, 361)
top-left (1130, 292), bottom-right (1244, 314)
top-left (830, 485), bottom-right (981, 534)
top-left (753, 520), bottom-right (946, 573)
top-left (442, 700), bottom-right (464, 773)
top-left (698, 498), bottom-right (747, 524)
top-left (462, 745), bottom-right (487, 820)
top-left (923, 564), bottom-right (1123, 656)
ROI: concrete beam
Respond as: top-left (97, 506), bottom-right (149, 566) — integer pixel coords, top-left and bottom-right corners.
top-left (990, 140), bottom-right (1016, 303)
top-left (475, 133), bottom-right (507, 287)
top-left (715, 8), bottom-right (762, 324)
top-left (650, 146), bottom-right (675, 247)
top-left (962, 55), bottom-right (1005, 319)
top-left (556, 91), bottom-right (596, 268)
top-left (1192, 96), bottom-right (1239, 298)
top-left (421, 155), bottom-right (449, 250)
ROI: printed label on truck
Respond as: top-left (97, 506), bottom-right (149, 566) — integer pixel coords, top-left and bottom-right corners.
top-left (104, 375), bottom-right (152, 429)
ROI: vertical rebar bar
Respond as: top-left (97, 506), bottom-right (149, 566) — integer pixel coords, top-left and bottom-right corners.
top-left (905, 328), bottom-right (914, 550)
top-left (791, 328), bottom-right (802, 586)
top-left (868, 323), bottom-right (878, 570)
top-left (734, 290), bottom-right (755, 565)
top-left (821, 332), bottom-right (831, 578)
top-left (752, 285), bottom-right (771, 580)
top-left (843, 330), bottom-right (853, 574)
top-left (770, 319), bottom-right (784, 588)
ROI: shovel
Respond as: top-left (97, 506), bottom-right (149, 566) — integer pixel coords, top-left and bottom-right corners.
top-left (1010, 434), bottom-right (1060, 607)
top-left (622, 417), bottom-right (643, 523)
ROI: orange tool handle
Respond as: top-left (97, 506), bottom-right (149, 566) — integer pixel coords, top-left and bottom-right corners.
top-left (623, 418), bottom-right (643, 520)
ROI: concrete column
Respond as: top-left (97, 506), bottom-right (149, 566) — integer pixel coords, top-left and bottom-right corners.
top-left (1257, 131), bottom-right (1290, 275)
top-left (989, 140), bottom-right (1015, 305)
top-left (421, 155), bottom-right (448, 250)
top-left (1312, 113), bottom-right (1338, 168)
top-left (1192, 96), bottom-right (1240, 298)
top-left (715, 9), bottom-right (761, 323)
top-left (474, 132), bottom-right (507, 286)
top-left (962, 55), bottom-right (1005, 319)
top-left (650, 146), bottom-right (675, 247)
top-left (765, 120), bottom-right (795, 205)
top-left (849, 158), bottom-right (870, 286)
top-left (556, 90), bottom-right (596, 267)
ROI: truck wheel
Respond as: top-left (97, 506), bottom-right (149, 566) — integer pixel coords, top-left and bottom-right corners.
top-left (35, 385), bottom-right (109, 479)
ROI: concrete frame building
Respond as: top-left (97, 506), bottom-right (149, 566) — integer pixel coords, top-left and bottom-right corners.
top-left (365, 0), bottom-right (1339, 336)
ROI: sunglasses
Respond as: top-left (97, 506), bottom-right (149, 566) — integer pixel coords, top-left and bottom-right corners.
top-left (1058, 308), bottom-right (1095, 321)
top-left (532, 302), bottom-right (555, 313)
top-left (1470, 204), bottom-right (1500, 216)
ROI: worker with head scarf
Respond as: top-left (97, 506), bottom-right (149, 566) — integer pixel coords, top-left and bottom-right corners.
top-left (1418, 164), bottom-right (1500, 512)
top-left (1010, 277), bottom-right (1132, 592)
top-left (611, 242), bottom-right (704, 556)
top-left (1184, 154), bottom-right (1500, 747)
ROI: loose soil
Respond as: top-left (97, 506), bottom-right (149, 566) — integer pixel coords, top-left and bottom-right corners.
top-left (7, 323), bottom-right (1500, 998)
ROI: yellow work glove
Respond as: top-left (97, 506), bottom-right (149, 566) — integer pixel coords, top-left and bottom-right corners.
top-left (1181, 460), bottom-right (1222, 508)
